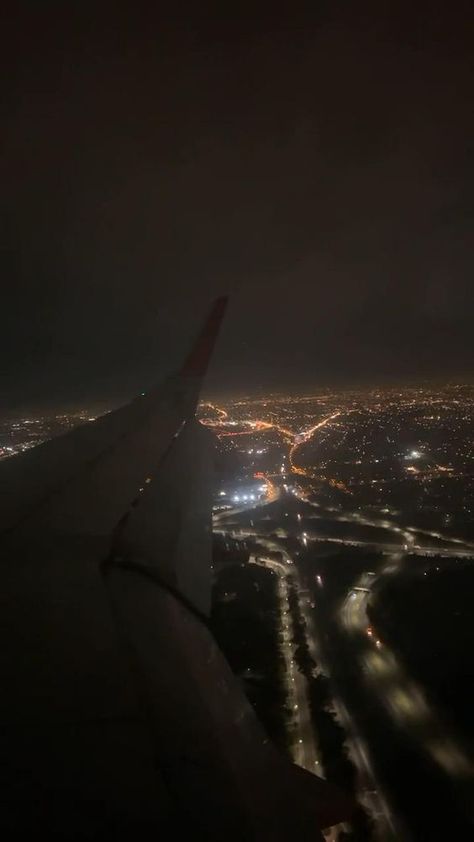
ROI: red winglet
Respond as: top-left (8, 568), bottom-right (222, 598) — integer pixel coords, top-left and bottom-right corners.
top-left (181, 296), bottom-right (228, 377)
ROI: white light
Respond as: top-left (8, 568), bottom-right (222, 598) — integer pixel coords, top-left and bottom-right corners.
top-left (243, 495), bottom-right (248, 501)
top-left (219, 491), bottom-right (226, 496)
top-left (233, 495), bottom-right (240, 502)
top-left (250, 494), bottom-right (255, 501)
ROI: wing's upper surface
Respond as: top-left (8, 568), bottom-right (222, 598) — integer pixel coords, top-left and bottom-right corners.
top-left (0, 297), bottom-right (351, 841)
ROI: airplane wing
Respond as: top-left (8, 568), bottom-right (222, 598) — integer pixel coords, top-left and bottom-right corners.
top-left (0, 297), bottom-right (352, 840)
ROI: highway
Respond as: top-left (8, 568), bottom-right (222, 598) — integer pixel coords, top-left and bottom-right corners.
top-left (249, 549), bottom-right (321, 775)
top-left (216, 489), bottom-right (474, 839)
top-left (292, 493), bottom-right (474, 789)
top-left (293, 489), bottom-right (474, 559)
top-left (249, 548), bottom-right (345, 842)
top-left (297, 577), bottom-right (398, 841)
top-left (339, 559), bottom-right (474, 780)
top-left (218, 528), bottom-right (393, 839)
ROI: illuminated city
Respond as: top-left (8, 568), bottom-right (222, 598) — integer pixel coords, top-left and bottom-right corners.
top-left (3, 382), bottom-right (472, 839)
top-left (0, 412), bottom-right (97, 460)
top-left (198, 384), bottom-right (474, 542)
top-left (200, 384), bottom-right (474, 840)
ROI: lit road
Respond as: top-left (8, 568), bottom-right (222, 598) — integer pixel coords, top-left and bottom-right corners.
top-left (296, 495), bottom-right (474, 785)
top-left (289, 412), bottom-right (342, 476)
top-left (297, 578), bottom-right (398, 840)
top-left (237, 537), bottom-right (395, 840)
top-left (201, 403), bottom-right (343, 481)
top-left (249, 548), bottom-right (321, 775)
top-left (217, 494), bottom-right (474, 838)
top-left (297, 494), bottom-right (474, 839)
top-left (295, 491), bottom-right (474, 559)
top-left (216, 511), bottom-right (408, 838)
top-left (339, 559), bottom-right (474, 780)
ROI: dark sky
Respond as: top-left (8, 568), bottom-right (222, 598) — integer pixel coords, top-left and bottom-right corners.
top-left (2, 2), bottom-right (473, 408)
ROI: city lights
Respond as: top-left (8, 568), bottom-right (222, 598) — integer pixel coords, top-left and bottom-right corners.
top-left (198, 384), bottom-right (473, 524)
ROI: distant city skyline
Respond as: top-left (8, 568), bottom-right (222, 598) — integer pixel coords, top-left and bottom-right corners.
top-left (1, 376), bottom-right (474, 419)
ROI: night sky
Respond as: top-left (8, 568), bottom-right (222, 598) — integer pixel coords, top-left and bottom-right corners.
top-left (2, 3), bottom-right (473, 409)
